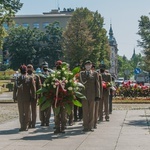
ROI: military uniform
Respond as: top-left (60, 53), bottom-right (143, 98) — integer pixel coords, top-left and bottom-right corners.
top-left (28, 73), bottom-right (41, 128)
top-left (13, 70), bottom-right (36, 131)
top-left (99, 71), bottom-right (112, 121)
top-left (39, 71), bottom-right (51, 126)
top-left (94, 73), bottom-right (103, 128)
top-left (79, 68), bottom-right (100, 131)
top-left (54, 60), bottom-right (67, 134)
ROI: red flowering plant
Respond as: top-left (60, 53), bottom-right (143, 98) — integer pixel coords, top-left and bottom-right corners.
top-left (116, 81), bottom-right (150, 97)
top-left (37, 62), bottom-right (86, 115)
top-left (102, 81), bottom-right (112, 89)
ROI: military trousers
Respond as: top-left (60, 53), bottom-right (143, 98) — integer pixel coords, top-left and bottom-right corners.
top-left (82, 99), bottom-right (95, 130)
top-left (54, 107), bottom-right (67, 131)
top-left (94, 101), bottom-right (99, 127)
top-left (29, 99), bottom-right (37, 127)
top-left (18, 100), bottom-right (30, 130)
top-left (99, 89), bottom-right (109, 120)
top-left (39, 105), bottom-right (51, 125)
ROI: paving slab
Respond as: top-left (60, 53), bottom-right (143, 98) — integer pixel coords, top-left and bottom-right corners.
top-left (0, 102), bottom-right (150, 150)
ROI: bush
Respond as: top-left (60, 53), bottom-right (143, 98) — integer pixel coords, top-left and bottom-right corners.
top-left (6, 83), bottom-right (14, 91)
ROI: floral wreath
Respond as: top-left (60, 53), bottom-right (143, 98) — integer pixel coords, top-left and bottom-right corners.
top-left (37, 61), bottom-right (86, 115)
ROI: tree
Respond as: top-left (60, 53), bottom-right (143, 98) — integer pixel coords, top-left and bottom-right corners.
top-left (0, 0), bottom-right (23, 48)
top-left (42, 22), bottom-right (63, 68)
top-left (89, 11), bottom-right (110, 67)
top-left (137, 14), bottom-right (150, 71)
top-left (3, 26), bottom-right (43, 70)
top-left (63, 7), bottom-right (94, 68)
top-left (63, 7), bottom-right (110, 68)
top-left (117, 55), bottom-right (133, 79)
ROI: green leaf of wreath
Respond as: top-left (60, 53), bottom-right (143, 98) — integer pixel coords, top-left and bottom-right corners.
top-left (38, 96), bottom-right (46, 105)
top-left (53, 106), bottom-right (60, 116)
top-left (72, 67), bottom-right (80, 75)
top-left (65, 103), bottom-right (72, 115)
top-left (73, 100), bottom-right (82, 107)
top-left (41, 100), bottom-right (51, 111)
top-left (75, 91), bottom-right (87, 100)
top-left (36, 87), bottom-right (48, 94)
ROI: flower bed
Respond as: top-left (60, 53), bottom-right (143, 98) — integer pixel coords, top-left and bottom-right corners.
top-left (115, 81), bottom-right (150, 97)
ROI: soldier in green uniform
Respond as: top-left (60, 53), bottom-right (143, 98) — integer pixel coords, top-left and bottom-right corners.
top-left (99, 64), bottom-right (112, 121)
top-left (27, 64), bottom-right (42, 128)
top-left (13, 65), bottom-right (36, 131)
top-left (54, 60), bottom-right (67, 134)
top-left (39, 62), bottom-right (51, 126)
top-left (79, 60), bottom-right (100, 132)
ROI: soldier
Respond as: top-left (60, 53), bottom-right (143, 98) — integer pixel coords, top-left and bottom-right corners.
top-left (13, 65), bottom-right (36, 131)
top-left (27, 64), bottom-right (42, 128)
top-left (91, 64), bottom-right (103, 129)
top-left (39, 61), bottom-right (51, 126)
top-left (54, 60), bottom-right (67, 134)
top-left (79, 60), bottom-right (100, 132)
top-left (99, 64), bottom-right (112, 121)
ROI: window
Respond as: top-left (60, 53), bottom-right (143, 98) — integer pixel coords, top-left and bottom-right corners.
top-left (43, 22), bottom-right (49, 28)
top-left (3, 23), bottom-right (8, 30)
top-left (33, 23), bottom-right (40, 28)
top-left (22, 23), bottom-right (29, 28)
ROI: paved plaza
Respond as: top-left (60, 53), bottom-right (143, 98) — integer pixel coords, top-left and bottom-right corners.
top-left (0, 104), bottom-right (150, 150)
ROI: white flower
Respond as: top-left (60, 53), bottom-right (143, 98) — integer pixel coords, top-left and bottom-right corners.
top-left (68, 87), bottom-right (73, 91)
top-left (76, 87), bottom-right (79, 90)
top-left (65, 80), bottom-right (68, 83)
top-left (62, 67), bottom-right (65, 71)
top-left (53, 85), bottom-right (56, 88)
top-left (64, 71), bottom-right (67, 74)
top-left (51, 82), bottom-right (54, 85)
top-left (69, 79), bottom-right (73, 82)
top-left (51, 73), bottom-right (54, 77)
top-left (62, 77), bottom-right (66, 80)
top-left (69, 72), bottom-right (73, 75)
top-left (57, 71), bottom-right (61, 74)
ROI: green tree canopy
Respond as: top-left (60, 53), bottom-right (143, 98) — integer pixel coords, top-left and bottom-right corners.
top-left (0, 0), bottom-right (23, 48)
top-left (3, 26), bottom-right (43, 70)
top-left (63, 7), bottom-right (110, 68)
top-left (137, 14), bottom-right (150, 71)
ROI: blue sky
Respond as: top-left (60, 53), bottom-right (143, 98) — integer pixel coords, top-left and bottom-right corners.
top-left (17, 0), bottom-right (150, 59)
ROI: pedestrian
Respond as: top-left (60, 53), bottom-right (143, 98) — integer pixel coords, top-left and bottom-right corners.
top-left (13, 65), bottom-right (36, 131)
top-left (79, 60), bottom-right (100, 132)
top-left (39, 61), bottom-right (51, 126)
top-left (99, 64), bottom-right (112, 121)
top-left (27, 64), bottom-right (42, 128)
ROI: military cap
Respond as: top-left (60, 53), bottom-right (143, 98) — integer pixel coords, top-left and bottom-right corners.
top-left (27, 64), bottom-right (34, 69)
top-left (20, 65), bottom-right (27, 71)
top-left (99, 64), bottom-right (106, 69)
top-left (42, 61), bottom-right (48, 68)
top-left (84, 60), bottom-right (92, 65)
top-left (55, 60), bottom-right (62, 66)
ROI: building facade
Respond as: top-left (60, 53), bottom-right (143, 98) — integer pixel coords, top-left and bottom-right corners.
top-left (9, 9), bottom-right (74, 30)
top-left (108, 24), bottom-right (118, 78)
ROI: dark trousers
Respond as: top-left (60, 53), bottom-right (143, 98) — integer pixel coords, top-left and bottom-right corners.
top-left (74, 106), bottom-right (83, 120)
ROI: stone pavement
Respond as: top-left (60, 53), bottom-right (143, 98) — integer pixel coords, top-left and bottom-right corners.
top-left (0, 106), bottom-right (150, 150)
